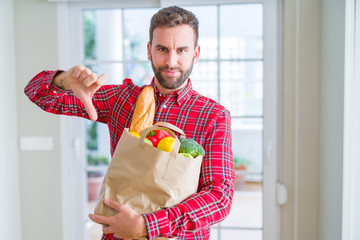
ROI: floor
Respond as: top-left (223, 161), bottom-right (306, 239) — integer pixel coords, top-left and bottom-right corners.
top-left (86, 182), bottom-right (262, 240)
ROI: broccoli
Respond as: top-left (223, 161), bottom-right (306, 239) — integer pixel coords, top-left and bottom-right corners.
top-left (178, 138), bottom-right (205, 158)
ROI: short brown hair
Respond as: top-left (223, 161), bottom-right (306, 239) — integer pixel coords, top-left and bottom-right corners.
top-left (149, 6), bottom-right (199, 46)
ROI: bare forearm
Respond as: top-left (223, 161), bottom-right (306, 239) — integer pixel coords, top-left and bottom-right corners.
top-left (52, 71), bottom-right (71, 90)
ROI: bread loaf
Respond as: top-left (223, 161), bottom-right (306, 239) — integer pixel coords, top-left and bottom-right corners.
top-left (129, 86), bottom-right (155, 134)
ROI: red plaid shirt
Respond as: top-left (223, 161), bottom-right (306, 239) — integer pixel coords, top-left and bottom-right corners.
top-left (25, 70), bottom-right (235, 240)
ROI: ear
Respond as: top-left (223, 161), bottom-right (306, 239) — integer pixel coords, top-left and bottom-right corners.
top-left (193, 44), bottom-right (200, 63)
top-left (147, 42), bottom-right (152, 60)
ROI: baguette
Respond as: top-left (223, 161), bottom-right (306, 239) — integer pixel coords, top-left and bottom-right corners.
top-left (129, 86), bottom-right (155, 134)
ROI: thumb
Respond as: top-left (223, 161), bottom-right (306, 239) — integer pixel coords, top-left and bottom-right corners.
top-left (80, 95), bottom-right (98, 121)
top-left (83, 74), bottom-right (107, 121)
top-left (90, 73), bottom-right (108, 93)
top-left (104, 199), bottom-right (122, 212)
top-left (98, 73), bottom-right (108, 86)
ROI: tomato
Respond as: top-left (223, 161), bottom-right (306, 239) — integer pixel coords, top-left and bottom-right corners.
top-left (155, 130), bottom-right (172, 141)
top-left (146, 136), bottom-right (159, 147)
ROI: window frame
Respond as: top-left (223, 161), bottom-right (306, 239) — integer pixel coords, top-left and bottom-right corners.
top-left (343, 0), bottom-right (360, 239)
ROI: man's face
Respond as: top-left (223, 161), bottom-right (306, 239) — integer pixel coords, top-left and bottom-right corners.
top-left (147, 25), bottom-right (200, 92)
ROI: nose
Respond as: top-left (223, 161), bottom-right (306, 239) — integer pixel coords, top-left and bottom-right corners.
top-left (165, 51), bottom-right (177, 68)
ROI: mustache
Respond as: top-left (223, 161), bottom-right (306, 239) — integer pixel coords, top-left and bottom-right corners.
top-left (158, 66), bottom-right (182, 72)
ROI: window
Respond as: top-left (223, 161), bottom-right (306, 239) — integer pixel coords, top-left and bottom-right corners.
top-left (64, 1), bottom-right (281, 240)
top-left (343, 0), bottom-right (360, 239)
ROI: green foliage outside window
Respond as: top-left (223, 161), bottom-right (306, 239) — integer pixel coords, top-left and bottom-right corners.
top-left (233, 155), bottom-right (252, 169)
top-left (87, 121), bottom-right (98, 150)
top-left (86, 121), bottom-right (109, 166)
top-left (87, 155), bottom-right (109, 166)
top-left (83, 11), bottom-right (96, 60)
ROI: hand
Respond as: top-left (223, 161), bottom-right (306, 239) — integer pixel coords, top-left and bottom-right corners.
top-left (53, 65), bottom-right (108, 121)
top-left (88, 199), bottom-right (147, 239)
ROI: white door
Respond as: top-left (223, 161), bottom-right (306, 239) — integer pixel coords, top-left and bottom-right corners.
top-left (61, 1), bottom-right (282, 239)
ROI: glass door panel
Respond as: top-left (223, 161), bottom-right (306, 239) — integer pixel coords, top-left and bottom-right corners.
top-left (219, 4), bottom-right (263, 60)
top-left (82, 3), bottom-right (266, 240)
top-left (123, 8), bottom-right (159, 61)
top-left (220, 61), bottom-right (263, 117)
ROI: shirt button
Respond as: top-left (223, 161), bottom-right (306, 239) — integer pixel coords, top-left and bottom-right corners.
top-left (162, 104), bottom-right (167, 108)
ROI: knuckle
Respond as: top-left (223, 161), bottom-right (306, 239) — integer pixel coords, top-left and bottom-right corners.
top-left (74, 65), bottom-right (84, 71)
top-left (85, 68), bottom-right (92, 74)
top-left (91, 72), bottom-right (97, 79)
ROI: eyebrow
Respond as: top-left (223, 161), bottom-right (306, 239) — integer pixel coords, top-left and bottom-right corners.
top-left (154, 44), bottom-right (190, 50)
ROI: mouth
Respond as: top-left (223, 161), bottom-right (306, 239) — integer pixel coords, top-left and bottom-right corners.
top-left (163, 70), bottom-right (177, 76)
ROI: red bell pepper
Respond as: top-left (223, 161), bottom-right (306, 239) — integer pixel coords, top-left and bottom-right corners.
top-left (155, 130), bottom-right (172, 140)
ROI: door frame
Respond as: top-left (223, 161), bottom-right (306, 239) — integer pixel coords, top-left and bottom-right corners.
top-left (57, 1), bottom-right (282, 239)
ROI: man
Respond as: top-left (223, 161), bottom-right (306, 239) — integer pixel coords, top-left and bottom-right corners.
top-left (25, 6), bottom-right (234, 240)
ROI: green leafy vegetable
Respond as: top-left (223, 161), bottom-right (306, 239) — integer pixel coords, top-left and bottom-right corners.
top-left (178, 138), bottom-right (205, 158)
top-left (178, 152), bottom-right (194, 159)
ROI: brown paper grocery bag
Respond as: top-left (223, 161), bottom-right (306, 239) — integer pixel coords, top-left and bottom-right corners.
top-left (94, 122), bottom-right (203, 239)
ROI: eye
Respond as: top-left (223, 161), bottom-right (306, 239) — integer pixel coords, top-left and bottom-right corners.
top-left (178, 49), bottom-right (186, 53)
top-left (158, 48), bottom-right (167, 52)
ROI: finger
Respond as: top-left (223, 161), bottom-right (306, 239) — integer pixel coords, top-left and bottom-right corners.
top-left (116, 236), bottom-right (136, 240)
top-left (97, 73), bottom-right (108, 86)
top-left (81, 74), bottom-right (107, 121)
top-left (89, 73), bottom-right (108, 93)
top-left (82, 97), bottom-right (98, 121)
top-left (102, 225), bottom-right (117, 234)
top-left (88, 213), bottom-right (111, 225)
top-left (114, 234), bottom-right (133, 240)
top-left (78, 68), bottom-right (93, 83)
top-left (71, 65), bottom-right (86, 79)
top-left (103, 199), bottom-right (122, 212)
top-left (114, 234), bottom-right (126, 239)
top-left (83, 72), bottom-right (98, 87)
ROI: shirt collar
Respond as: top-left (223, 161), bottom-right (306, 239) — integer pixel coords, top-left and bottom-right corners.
top-left (150, 78), bottom-right (193, 107)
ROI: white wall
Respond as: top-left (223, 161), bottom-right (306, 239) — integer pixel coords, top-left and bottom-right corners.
top-left (0, 0), bottom-right (21, 239)
top-left (342, 1), bottom-right (360, 239)
top-left (14, 0), bottom-right (63, 239)
top-left (281, 0), bottom-right (346, 239)
top-left (281, 0), bottom-right (321, 239)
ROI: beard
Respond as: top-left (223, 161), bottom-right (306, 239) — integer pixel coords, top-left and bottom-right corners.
top-left (151, 57), bottom-right (194, 90)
